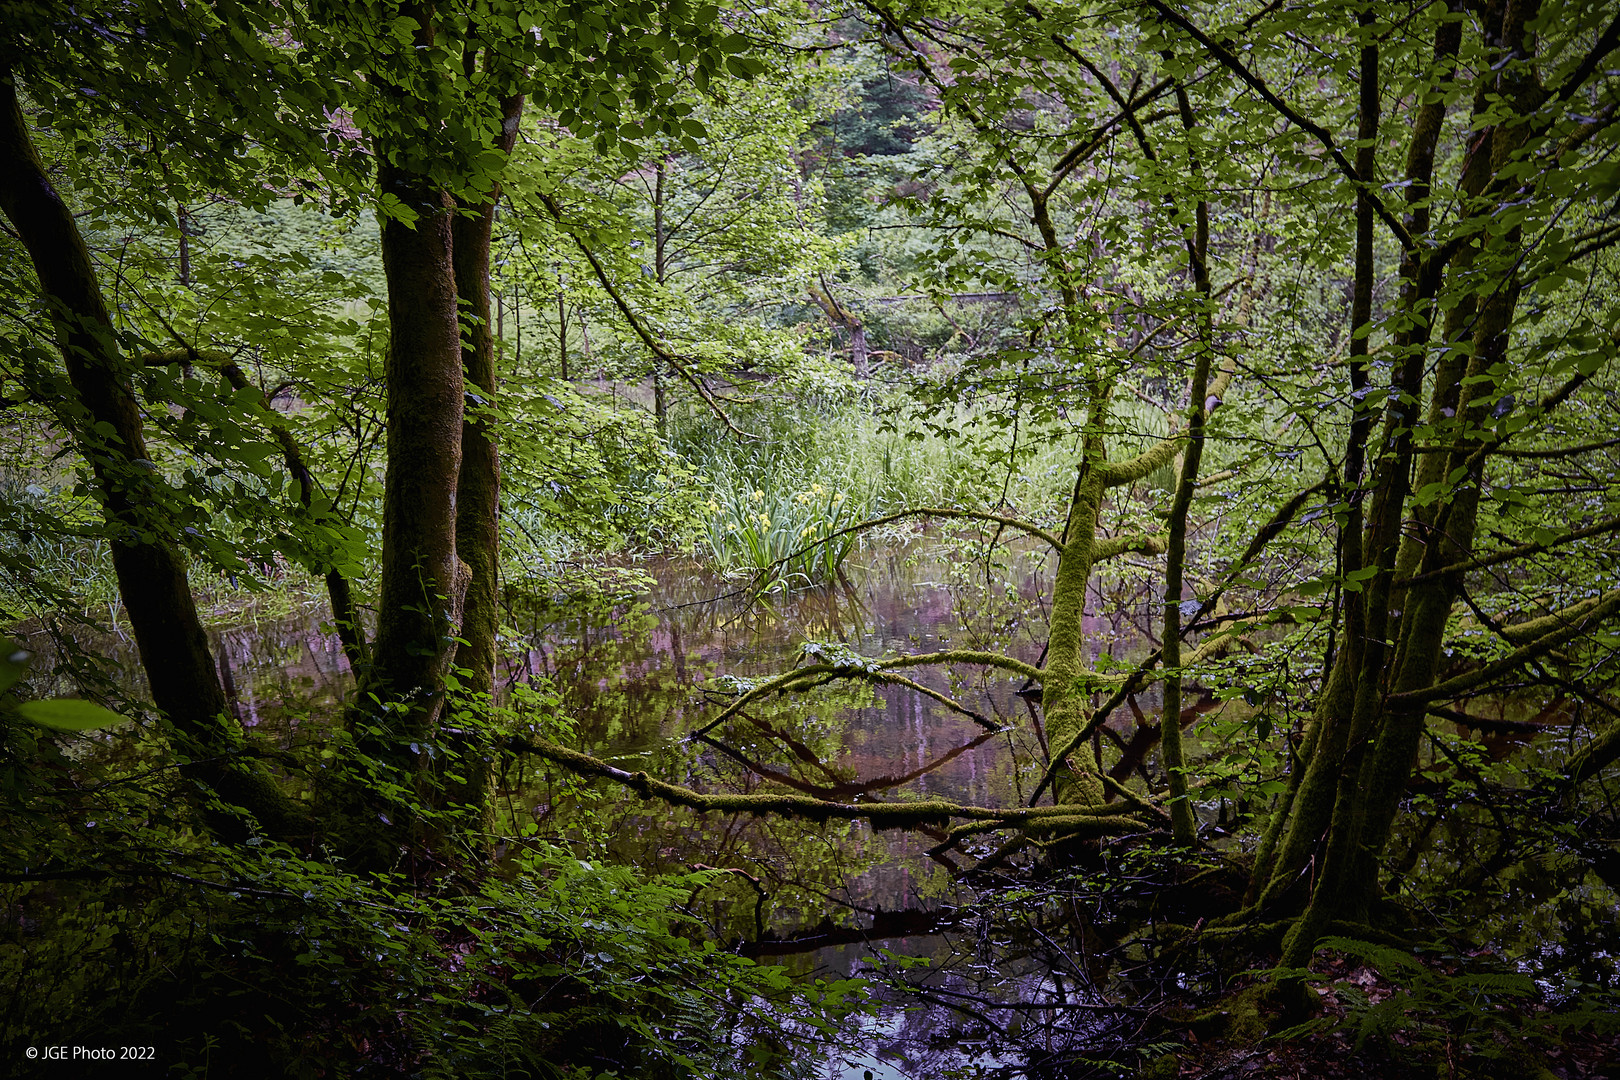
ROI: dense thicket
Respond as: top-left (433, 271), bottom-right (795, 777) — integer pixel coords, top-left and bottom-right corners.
top-left (2, 0), bottom-right (1619, 1075)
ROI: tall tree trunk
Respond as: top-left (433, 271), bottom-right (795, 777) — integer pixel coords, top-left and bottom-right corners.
top-left (1160, 78), bottom-right (1213, 847)
top-left (332, 6), bottom-right (469, 865)
top-left (653, 158), bottom-right (670, 434)
top-left (1262, 9), bottom-right (1381, 950)
top-left (0, 72), bottom-right (307, 841)
top-left (443, 88), bottom-right (524, 833)
top-left (1358, 0), bottom-right (1542, 884)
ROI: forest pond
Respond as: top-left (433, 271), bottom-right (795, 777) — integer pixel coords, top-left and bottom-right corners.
top-left (82, 542), bottom-right (1199, 1076)
top-left (47, 541), bottom-right (1584, 1077)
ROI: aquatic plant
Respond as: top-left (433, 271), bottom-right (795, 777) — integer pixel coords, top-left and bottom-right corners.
top-left (670, 394), bottom-right (1080, 527)
top-left (702, 481), bottom-right (859, 588)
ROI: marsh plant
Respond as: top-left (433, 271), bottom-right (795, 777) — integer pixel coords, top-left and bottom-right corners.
top-left (703, 482), bottom-right (859, 588)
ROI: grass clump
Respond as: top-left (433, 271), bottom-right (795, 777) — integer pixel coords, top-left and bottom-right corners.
top-left (703, 481), bottom-right (858, 588)
top-left (672, 392), bottom-right (1080, 583)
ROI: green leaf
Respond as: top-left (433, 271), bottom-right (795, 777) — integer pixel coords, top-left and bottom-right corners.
top-left (15, 698), bottom-right (130, 732)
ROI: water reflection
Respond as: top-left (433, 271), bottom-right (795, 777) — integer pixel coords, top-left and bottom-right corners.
top-left (13, 539), bottom-right (1612, 1075)
top-left (507, 546), bottom-right (1168, 1078)
top-left (17, 543), bottom-right (1182, 1077)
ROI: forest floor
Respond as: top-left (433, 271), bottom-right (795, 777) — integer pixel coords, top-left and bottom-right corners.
top-left (1160, 1029), bottom-right (1620, 1080)
top-left (1147, 957), bottom-right (1620, 1079)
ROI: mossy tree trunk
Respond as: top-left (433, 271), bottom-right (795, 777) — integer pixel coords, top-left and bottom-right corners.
top-left (331, 4), bottom-right (470, 866)
top-left (1237, 0), bottom-right (1612, 986)
top-left (443, 85), bottom-right (525, 834)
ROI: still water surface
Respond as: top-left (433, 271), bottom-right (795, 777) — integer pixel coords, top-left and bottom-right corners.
top-left (52, 543), bottom-right (1170, 1076)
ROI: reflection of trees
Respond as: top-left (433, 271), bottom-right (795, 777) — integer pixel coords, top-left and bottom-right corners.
top-left (507, 555), bottom-right (1068, 943)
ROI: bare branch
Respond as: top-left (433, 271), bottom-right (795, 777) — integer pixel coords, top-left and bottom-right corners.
top-left (533, 190), bottom-right (754, 440)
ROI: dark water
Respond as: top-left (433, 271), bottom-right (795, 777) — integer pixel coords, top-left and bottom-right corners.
top-left (171, 543), bottom-right (1161, 1077)
top-left (491, 545), bottom-right (1167, 1079)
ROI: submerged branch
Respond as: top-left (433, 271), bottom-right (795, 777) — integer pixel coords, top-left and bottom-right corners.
top-left (689, 648), bottom-right (1043, 740)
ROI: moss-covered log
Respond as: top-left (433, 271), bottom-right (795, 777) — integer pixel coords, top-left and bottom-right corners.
top-left (510, 736), bottom-right (1152, 837)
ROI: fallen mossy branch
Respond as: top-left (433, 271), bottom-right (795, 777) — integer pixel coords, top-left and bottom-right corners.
top-left (1388, 588), bottom-right (1620, 709)
top-left (872, 671), bottom-right (999, 730)
top-left (1396, 514), bottom-right (1620, 587)
top-left (507, 736), bottom-right (1155, 834)
top-left (935, 805), bottom-right (1148, 845)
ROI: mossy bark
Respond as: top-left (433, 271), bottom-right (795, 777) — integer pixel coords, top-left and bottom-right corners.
top-left (1356, 0), bottom-right (1542, 892)
top-left (442, 89), bottom-right (524, 835)
top-left (1041, 466), bottom-right (1109, 810)
top-left (331, 10), bottom-right (470, 864)
top-left (1160, 79), bottom-right (1214, 847)
top-left (1261, 1), bottom-right (1547, 982)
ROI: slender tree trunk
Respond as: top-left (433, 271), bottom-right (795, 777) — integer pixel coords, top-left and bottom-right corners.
top-left (177, 203), bottom-right (191, 286)
top-left (1160, 79), bottom-right (1213, 847)
top-left (1264, 11), bottom-right (1381, 952)
top-left (653, 159), bottom-right (670, 433)
top-left (0, 72), bottom-right (307, 841)
top-left (1273, 14), bottom-right (1383, 988)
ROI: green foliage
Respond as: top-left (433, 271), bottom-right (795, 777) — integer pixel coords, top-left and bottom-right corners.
top-left (702, 482), bottom-right (858, 588)
top-left (0, 675), bottom-right (868, 1077)
top-left (0, 650), bottom-right (126, 732)
top-left (0, 844), bottom-right (866, 1078)
top-left (6, 0), bottom-right (1620, 1071)
top-left (673, 392), bottom-right (1076, 536)
top-left (500, 382), bottom-right (700, 566)
top-left (1317, 936), bottom-right (1620, 1067)
top-left (10, 698), bottom-right (126, 732)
